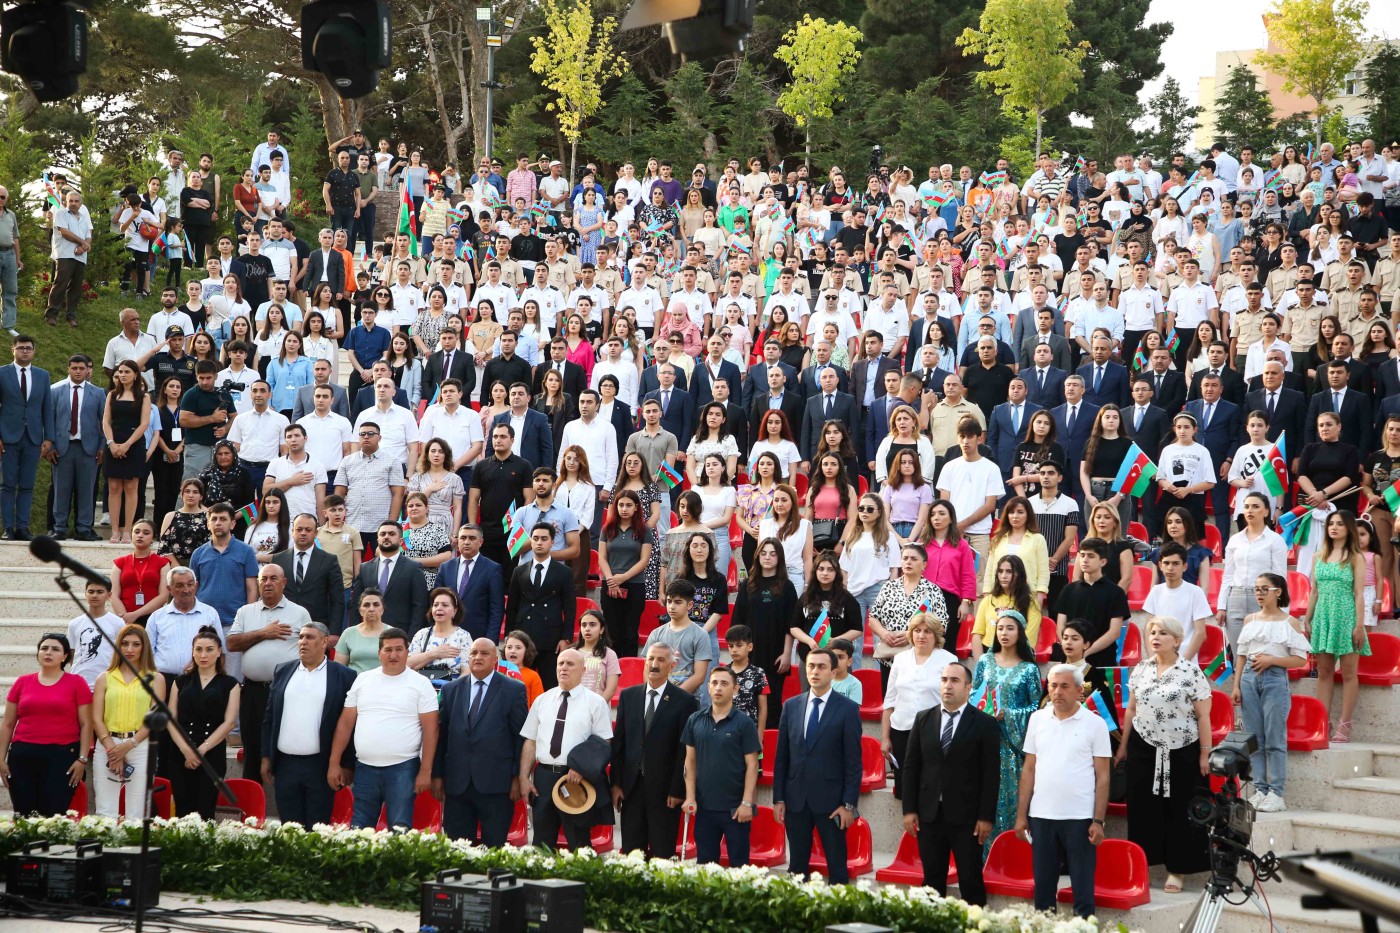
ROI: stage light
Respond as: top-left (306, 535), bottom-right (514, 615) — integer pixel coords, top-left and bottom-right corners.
top-left (300, 0), bottom-right (391, 99)
top-left (620, 0), bottom-right (755, 62)
top-left (0, 0), bottom-right (87, 102)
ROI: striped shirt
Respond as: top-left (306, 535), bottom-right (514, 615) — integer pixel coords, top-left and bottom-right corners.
top-left (1031, 493), bottom-right (1081, 575)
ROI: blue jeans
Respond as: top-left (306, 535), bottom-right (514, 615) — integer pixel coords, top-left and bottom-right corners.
top-left (854, 581), bottom-right (883, 670)
top-left (2, 437), bottom-right (40, 531)
top-left (1030, 817), bottom-right (1096, 917)
top-left (695, 807), bottom-right (749, 865)
top-left (0, 248), bottom-right (17, 330)
top-left (350, 757), bottom-right (419, 829)
top-left (1240, 665), bottom-right (1290, 796)
top-left (892, 521), bottom-right (914, 538)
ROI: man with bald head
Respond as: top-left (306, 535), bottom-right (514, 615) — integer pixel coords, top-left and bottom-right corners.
top-left (434, 637), bottom-right (528, 846)
top-left (1245, 359), bottom-right (1305, 445)
top-left (520, 647), bottom-right (613, 850)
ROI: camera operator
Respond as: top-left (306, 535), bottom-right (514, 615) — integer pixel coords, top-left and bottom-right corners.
top-left (179, 360), bottom-right (238, 480)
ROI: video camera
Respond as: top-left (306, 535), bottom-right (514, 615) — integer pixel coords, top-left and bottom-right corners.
top-left (1188, 732), bottom-right (1279, 888)
top-left (216, 378), bottom-right (247, 409)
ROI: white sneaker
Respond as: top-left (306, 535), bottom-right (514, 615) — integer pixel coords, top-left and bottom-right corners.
top-left (99, 513), bottom-right (110, 526)
top-left (1247, 789), bottom-right (1265, 807)
top-left (1255, 792), bottom-right (1286, 813)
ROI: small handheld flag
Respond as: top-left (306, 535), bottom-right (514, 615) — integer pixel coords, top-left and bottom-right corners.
top-left (1261, 433), bottom-right (1289, 497)
top-left (398, 186), bottom-right (420, 258)
top-left (507, 520), bottom-right (528, 558)
top-left (1103, 667), bottom-right (1132, 709)
top-left (497, 658), bottom-right (522, 679)
top-left (1202, 649), bottom-right (1234, 686)
top-left (1084, 690), bottom-right (1119, 732)
top-left (1074, 155), bottom-right (1088, 174)
top-left (657, 461), bottom-right (683, 489)
top-left (924, 190), bottom-right (952, 210)
top-left (808, 609), bottom-right (831, 648)
top-left (235, 501), bottom-right (259, 525)
top-left (1164, 328), bottom-right (1181, 354)
top-left (1112, 443), bottom-right (1158, 499)
top-left (1278, 505), bottom-right (1314, 548)
top-left (971, 683), bottom-right (1001, 716)
top-left (1132, 345), bottom-right (1150, 372)
top-left (502, 500), bottom-right (517, 535)
top-left (1382, 478), bottom-right (1400, 514)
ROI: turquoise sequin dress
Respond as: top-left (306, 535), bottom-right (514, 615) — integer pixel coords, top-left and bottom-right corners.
top-left (1310, 558), bottom-right (1371, 657)
top-left (973, 654), bottom-right (1044, 854)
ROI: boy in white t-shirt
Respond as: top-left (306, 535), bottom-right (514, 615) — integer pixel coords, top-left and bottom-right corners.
top-left (936, 419), bottom-right (1006, 574)
top-left (67, 579), bottom-right (125, 687)
top-left (1142, 542), bottom-right (1212, 661)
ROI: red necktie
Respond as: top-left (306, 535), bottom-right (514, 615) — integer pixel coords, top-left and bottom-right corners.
top-left (70, 384), bottom-right (79, 436)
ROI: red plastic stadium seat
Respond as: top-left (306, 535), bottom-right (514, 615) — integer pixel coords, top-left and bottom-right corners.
top-left (1119, 623), bottom-right (1143, 667)
top-left (1210, 690), bottom-right (1233, 745)
top-left (331, 787), bottom-right (354, 826)
top-left (638, 600), bottom-right (667, 641)
top-left (576, 596), bottom-right (600, 616)
top-left (715, 613), bottom-right (732, 651)
top-left (983, 831), bottom-right (1035, 898)
top-left (1108, 801), bottom-right (1126, 816)
top-left (1203, 524), bottom-right (1224, 559)
top-left (1289, 657), bottom-right (1312, 681)
top-left (862, 625), bottom-right (874, 657)
top-left (719, 805), bottom-right (786, 866)
top-left (1336, 631), bottom-right (1400, 686)
top-left (794, 474), bottom-right (809, 500)
top-left (726, 559), bottom-right (739, 593)
top-left (1204, 567), bottom-right (1224, 613)
top-left (1034, 620), bottom-right (1057, 663)
top-left (759, 729), bottom-right (778, 786)
top-left (556, 824), bottom-right (614, 853)
top-left (68, 782), bottom-right (88, 818)
top-left (588, 550), bottom-right (601, 588)
top-left (729, 515), bottom-right (742, 552)
top-left (1287, 571), bottom-right (1311, 618)
top-left (1127, 564), bottom-right (1154, 612)
top-left (1197, 625), bottom-right (1227, 673)
top-left (151, 777), bottom-right (173, 819)
top-left (508, 798), bottom-right (528, 846)
top-left (807, 816), bottom-right (873, 878)
top-left (857, 476), bottom-right (869, 497)
top-left (854, 669), bottom-right (883, 721)
top-left (860, 736), bottom-right (886, 793)
top-left (1287, 695), bottom-right (1330, 751)
top-left (1383, 580), bottom-right (1394, 616)
top-left (1057, 838), bottom-right (1150, 909)
top-left (617, 656), bottom-right (646, 693)
top-left (217, 777), bottom-right (267, 825)
top-left (954, 620), bottom-right (974, 659)
top-left (782, 674), bottom-right (804, 702)
top-left (1128, 521), bottom-right (1149, 542)
top-left (377, 792), bottom-right (443, 833)
top-left (875, 831), bottom-right (959, 886)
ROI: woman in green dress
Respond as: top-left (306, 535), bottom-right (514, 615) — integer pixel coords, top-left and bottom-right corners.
top-left (1303, 510), bottom-right (1371, 743)
top-left (972, 608), bottom-right (1043, 852)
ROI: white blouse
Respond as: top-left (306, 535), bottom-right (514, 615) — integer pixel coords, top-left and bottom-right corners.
top-left (1237, 616), bottom-right (1311, 661)
top-left (1217, 526), bottom-right (1287, 608)
top-left (840, 530), bottom-right (900, 594)
top-left (556, 479), bottom-right (596, 532)
top-left (883, 647), bottom-right (958, 730)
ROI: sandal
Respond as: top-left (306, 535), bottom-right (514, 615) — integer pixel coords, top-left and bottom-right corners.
top-left (108, 534), bottom-right (121, 544)
top-left (1332, 720), bottom-right (1352, 744)
top-left (1165, 874), bottom-right (1184, 894)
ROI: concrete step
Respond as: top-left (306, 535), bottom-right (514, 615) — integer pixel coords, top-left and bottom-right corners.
top-left (0, 619), bottom-right (82, 646)
top-left (1293, 677), bottom-right (1399, 746)
top-left (1222, 891), bottom-right (1397, 933)
top-left (0, 539), bottom-right (127, 570)
top-left (0, 646), bottom-right (41, 678)
top-left (1325, 776), bottom-right (1400, 821)
top-left (0, 590), bottom-right (104, 622)
top-left (1284, 810), bottom-right (1400, 853)
top-left (1374, 747), bottom-right (1400, 779)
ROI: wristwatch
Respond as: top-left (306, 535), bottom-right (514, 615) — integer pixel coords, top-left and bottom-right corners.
top-left (741, 801), bottom-right (754, 809)
top-left (77, 756), bottom-right (89, 765)
top-left (1091, 818), bottom-right (1105, 826)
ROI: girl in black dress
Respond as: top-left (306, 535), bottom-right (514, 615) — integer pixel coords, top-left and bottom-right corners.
top-left (103, 360), bottom-right (151, 544)
top-left (730, 538), bottom-right (797, 705)
top-left (168, 626), bottom-right (240, 819)
top-left (789, 551), bottom-right (863, 675)
top-left (150, 376), bottom-right (186, 533)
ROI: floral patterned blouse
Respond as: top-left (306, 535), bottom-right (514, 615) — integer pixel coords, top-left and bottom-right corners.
top-left (735, 482), bottom-right (778, 532)
top-left (869, 577), bottom-right (949, 665)
top-left (1128, 656), bottom-right (1212, 795)
top-left (402, 520), bottom-right (453, 588)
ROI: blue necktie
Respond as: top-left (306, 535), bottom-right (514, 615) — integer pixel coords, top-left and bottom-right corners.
top-left (1094, 366), bottom-right (1102, 394)
top-left (805, 696), bottom-right (823, 750)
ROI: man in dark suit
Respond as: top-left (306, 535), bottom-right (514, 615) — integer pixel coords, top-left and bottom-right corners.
top-left (492, 383), bottom-right (554, 468)
top-left (611, 642), bottom-right (700, 858)
top-left (796, 341), bottom-right (852, 400)
top-left (1125, 377), bottom-right (1173, 531)
top-left (272, 515), bottom-right (347, 634)
top-left (506, 523), bottom-right (575, 690)
top-left (433, 637), bottom-right (528, 847)
top-left (350, 521), bottom-right (429, 633)
top-left (436, 524), bottom-right (505, 642)
top-left (988, 378), bottom-right (1040, 481)
top-left (1076, 336), bottom-right (1131, 408)
top-left (1018, 308), bottom-right (1074, 371)
top-left (866, 370), bottom-right (922, 469)
top-left (1143, 347), bottom-right (1187, 415)
top-left (1310, 331), bottom-right (1374, 398)
top-left (772, 649), bottom-right (862, 884)
top-left (1247, 360), bottom-right (1306, 446)
top-left (1184, 375), bottom-right (1243, 540)
top-left (643, 363), bottom-right (696, 445)
top-left (640, 341), bottom-right (691, 398)
top-left (303, 228), bottom-right (346, 298)
top-left (1375, 353), bottom-right (1400, 401)
top-left (44, 353), bottom-right (104, 540)
top-left (260, 621), bottom-right (357, 827)
top-left (800, 367), bottom-right (858, 467)
top-left (848, 331), bottom-right (902, 415)
top-left (480, 331), bottom-right (533, 402)
top-left (1187, 341), bottom-right (1248, 407)
top-left (532, 337), bottom-right (586, 399)
top-left (741, 339), bottom-right (797, 411)
top-left (292, 359), bottom-right (350, 420)
top-left (1, 335), bottom-right (49, 539)
top-left (901, 661), bottom-right (1000, 904)
top-left (748, 366), bottom-right (804, 448)
top-left (691, 335), bottom-right (742, 406)
top-left (350, 360), bottom-right (409, 421)
top-left (421, 327), bottom-right (476, 405)
top-left (1050, 377), bottom-right (1100, 498)
top-left (711, 379), bottom-right (748, 464)
top-left (1306, 358), bottom-right (1373, 451)
top-left (1022, 343), bottom-right (1068, 409)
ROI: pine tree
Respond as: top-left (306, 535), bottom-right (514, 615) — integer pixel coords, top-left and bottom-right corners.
top-left (1362, 43), bottom-right (1400, 146)
top-left (721, 61), bottom-right (778, 165)
top-left (1143, 77), bottom-right (1202, 157)
top-left (1212, 66), bottom-right (1277, 153)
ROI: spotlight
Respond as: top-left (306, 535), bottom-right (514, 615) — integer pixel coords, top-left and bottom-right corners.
top-left (300, 0), bottom-right (391, 99)
top-left (1, 1), bottom-right (87, 102)
top-left (620, 0), bottom-right (755, 62)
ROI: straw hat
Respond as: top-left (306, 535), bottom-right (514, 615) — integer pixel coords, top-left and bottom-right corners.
top-left (551, 774), bottom-right (596, 814)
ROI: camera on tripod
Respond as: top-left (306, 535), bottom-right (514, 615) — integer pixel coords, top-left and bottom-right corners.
top-left (1189, 731), bottom-right (1258, 846)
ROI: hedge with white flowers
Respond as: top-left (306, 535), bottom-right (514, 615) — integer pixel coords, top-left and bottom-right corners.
top-left (0, 815), bottom-right (1119, 932)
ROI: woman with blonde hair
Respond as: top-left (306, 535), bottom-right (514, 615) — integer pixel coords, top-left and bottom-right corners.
top-left (1088, 501), bottom-right (1137, 592)
top-left (880, 611), bottom-right (956, 799)
top-left (92, 625), bottom-right (165, 817)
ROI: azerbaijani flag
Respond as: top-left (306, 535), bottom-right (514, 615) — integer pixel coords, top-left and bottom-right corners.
top-left (507, 520), bottom-right (528, 558)
top-left (457, 240), bottom-right (475, 262)
top-left (1074, 156), bottom-right (1088, 174)
top-left (1264, 172), bottom-right (1285, 192)
top-left (798, 229), bottom-right (820, 251)
top-left (808, 609), bottom-right (831, 649)
top-left (1113, 444), bottom-right (1158, 498)
top-left (1132, 345), bottom-right (1150, 372)
top-left (1382, 478), bottom-right (1400, 513)
top-left (971, 683), bottom-right (1001, 716)
top-left (497, 658), bottom-right (522, 679)
top-left (1261, 433), bottom-right (1289, 497)
top-left (235, 501), bottom-right (259, 525)
top-left (502, 500), bottom-right (517, 535)
top-left (398, 186), bottom-right (419, 257)
top-left (1202, 649), bottom-right (1234, 686)
top-left (1103, 667), bottom-right (1132, 709)
top-left (1084, 690), bottom-right (1118, 732)
top-left (924, 189), bottom-right (952, 210)
top-left (981, 170), bottom-right (1008, 187)
top-left (657, 461), bottom-right (683, 489)
top-left (1278, 505), bottom-right (1313, 548)
top-left (1164, 328), bottom-right (1181, 354)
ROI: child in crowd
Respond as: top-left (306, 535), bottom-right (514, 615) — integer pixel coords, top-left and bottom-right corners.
top-left (641, 580), bottom-right (715, 698)
top-left (828, 637), bottom-right (864, 705)
top-left (502, 630), bottom-right (544, 708)
top-left (574, 609), bottom-right (620, 703)
top-left (723, 624), bottom-right (769, 731)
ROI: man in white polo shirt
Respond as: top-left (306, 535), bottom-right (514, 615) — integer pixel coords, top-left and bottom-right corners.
top-left (1015, 663), bottom-right (1111, 919)
top-left (226, 380), bottom-right (288, 492)
top-left (263, 423), bottom-right (328, 519)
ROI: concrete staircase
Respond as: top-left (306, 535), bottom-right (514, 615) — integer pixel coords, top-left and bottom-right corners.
top-left (6, 543), bottom-right (1400, 929)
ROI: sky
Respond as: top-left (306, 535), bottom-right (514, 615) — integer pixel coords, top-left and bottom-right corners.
top-left (1146, 0), bottom-right (1400, 104)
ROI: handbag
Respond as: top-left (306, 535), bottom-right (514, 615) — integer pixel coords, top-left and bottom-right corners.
top-left (812, 517), bottom-right (845, 551)
top-left (873, 637), bottom-right (905, 662)
top-left (138, 221), bottom-right (161, 241)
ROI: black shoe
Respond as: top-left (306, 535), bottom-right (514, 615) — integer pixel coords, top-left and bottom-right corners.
top-left (13, 528), bottom-right (32, 541)
top-left (0, 528), bottom-right (16, 541)
top-left (51, 531), bottom-right (68, 541)
top-left (74, 530), bottom-right (99, 542)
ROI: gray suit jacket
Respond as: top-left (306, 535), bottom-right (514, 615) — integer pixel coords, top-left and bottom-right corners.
top-left (46, 380), bottom-right (106, 457)
top-left (292, 383), bottom-right (349, 420)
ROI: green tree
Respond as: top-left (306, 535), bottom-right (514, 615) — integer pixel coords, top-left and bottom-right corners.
top-left (1061, 69), bottom-right (1144, 164)
top-left (529, 0), bottom-right (627, 180)
top-left (859, 0), bottom-right (983, 94)
top-left (583, 72), bottom-right (656, 171)
top-left (1253, 0), bottom-right (1368, 145)
top-left (721, 60), bottom-right (778, 166)
top-left (494, 95), bottom-right (556, 163)
top-left (652, 63), bottom-right (723, 167)
top-left (774, 15), bottom-right (862, 169)
top-left (1061, 0), bottom-right (1170, 119)
top-left (1361, 42), bottom-right (1400, 145)
top-left (1143, 76), bottom-right (1201, 157)
top-left (864, 78), bottom-right (960, 173)
top-left (957, 0), bottom-right (1087, 157)
top-left (1213, 66), bottom-right (1277, 153)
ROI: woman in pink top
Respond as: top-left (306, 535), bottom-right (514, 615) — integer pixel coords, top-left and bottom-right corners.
top-left (562, 312), bottom-right (596, 382)
top-left (920, 498), bottom-right (978, 649)
top-left (0, 633), bottom-right (94, 816)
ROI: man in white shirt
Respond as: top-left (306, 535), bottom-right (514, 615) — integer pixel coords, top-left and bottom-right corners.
top-left (297, 384), bottom-right (354, 485)
top-left (104, 307), bottom-right (159, 389)
top-left (227, 381), bottom-right (289, 491)
top-left (1142, 545), bottom-right (1212, 661)
top-left (146, 289), bottom-right (195, 345)
top-left (566, 264), bottom-right (612, 330)
top-left (762, 268), bottom-right (808, 331)
top-left (474, 261), bottom-right (519, 318)
top-left (418, 379), bottom-right (485, 488)
top-left (388, 262), bottom-right (425, 331)
top-left (864, 283), bottom-right (910, 360)
top-left (264, 423), bottom-right (329, 519)
top-left (255, 278), bottom-right (303, 330)
top-left (936, 421), bottom-right (1005, 574)
top-left (260, 218), bottom-right (299, 286)
top-left (249, 131), bottom-right (290, 178)
top-left (1119, 261), bottom-right (1164, 360)
top-left (1138, 156), bottom-right (1163, 200)
top-left (1165, 258), bottom-right (1219, 364)
top-left (670, 266), bottom-right (715, 332)
top-left (1357, 138), bottom-right (1389, 200)
top-left (711, 271), bottom-right (757, 332)
top-left (521, 265), bottom-right (567, 333)
top-left (215, 344), bottom-right (256, 414)
top-left (591, 336), bottom-right (640, 408)
top-left (353, 376), bottom-right (420, 474)
top-left (328, 627), bottom-right (439, 828)
top-left (557, 389), bottom-right (618, 499)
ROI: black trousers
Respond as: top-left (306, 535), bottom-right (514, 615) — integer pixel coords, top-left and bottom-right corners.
top-left (619, 773), bottom-right (681, 858)
top-left (531, 764), bottom-right (590, 851)
top-left (7, 741), bottom-right (78, 816)
top-left (239, 678), bottom-right (271, 786)
top-left (601, 581), bottom-right (643, 660)
top-left (272, 751), bottom-right (334, 827)
top-left (443, 785), bottom-right (513, 847)
top-left (785, 803), bottom-right (849, 883)
top-left (918, 808), bottom-right (987, 905)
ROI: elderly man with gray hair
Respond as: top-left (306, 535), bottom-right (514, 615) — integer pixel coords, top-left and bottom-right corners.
top-left (1014, 662), bottom-right (1112, 919)
top-left (260, 620), bottom-right (358, 826)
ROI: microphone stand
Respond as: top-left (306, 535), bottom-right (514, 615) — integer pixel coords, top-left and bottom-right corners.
top-left (50, 567), bottom-right (239, 933)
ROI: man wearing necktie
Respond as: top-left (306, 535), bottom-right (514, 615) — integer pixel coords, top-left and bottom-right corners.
top-left (0, 335), bottom-right (49, 540)
top-left (436, 524), bottom-right (505, 642)
top-left (272, 514), bottom-right (346, 635)
top-left (506, 524), bottom-right (576, 689)
top-left (1185, 374), bottom-right (1242, 542)
top-left (988, 377), bottom-right (1041, 483)
top-left (434, 638), bottom-right (527, 846)
top-left (611, 643), bottom-right (699, 858)
top-left (43, 352), bottom-right (103, 540)
top-left (799, 367), bottom-right (857, 470)
top-left (1305, 358), bottom-right (1372, 451)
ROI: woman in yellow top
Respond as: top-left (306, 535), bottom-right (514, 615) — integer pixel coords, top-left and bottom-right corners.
top-left (418, 184), bottom-right (453, 239)
top-left (971, 553), bottom-right (1044, 658)
top-left (92, 623), bottom-right (166, 820)
top-left (981, 495), bottom-right (1049, 599)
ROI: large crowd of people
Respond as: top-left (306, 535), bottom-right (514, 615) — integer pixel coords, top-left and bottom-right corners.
top-left (1, 131), bottom-right (1399, 917)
